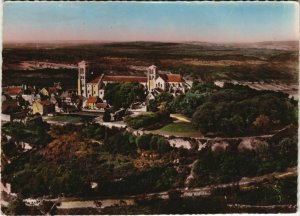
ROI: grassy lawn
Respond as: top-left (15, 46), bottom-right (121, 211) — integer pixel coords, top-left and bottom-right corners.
top-left (156, 122), bottom-right (203, 138)
top-left (160, 122), bottom-right (197, 133)
top-left (49, 115), bottom-right (82, 124)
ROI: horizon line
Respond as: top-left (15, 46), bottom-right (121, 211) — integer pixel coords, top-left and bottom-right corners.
top-left (3, 39), bottom-right (298, 45)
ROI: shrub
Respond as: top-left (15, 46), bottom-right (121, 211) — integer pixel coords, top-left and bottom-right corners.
top-left (136, 134), bottom-right (152, 150)
top-left (126, 112), bottom-right (170, 129)
top-left (136, 134), bottom-right (171, 153)
top-left (103, 132), bottom-right (136, 154)
top-left (83, 123), bottom-right (106, 140)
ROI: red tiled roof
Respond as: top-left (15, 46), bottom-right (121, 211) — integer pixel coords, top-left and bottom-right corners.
top-left (87, 96), bottom-right (101, 104)
top-left (90, 76), bottom-right (102, 84)
top-left (40, 100), bottom-right (52, 106)
top-left (103, 75), bottom-right (147, 83)
top-left (160, 74), bottom-right (183, 83)
top-left (48, 87), bottom-right (58, 94)
top-left (96, 103), bottom-right (108, 109)
top-left (167, 74), bottom-right (183, 82)
top-left (3, 87), bottom-right (22, 96)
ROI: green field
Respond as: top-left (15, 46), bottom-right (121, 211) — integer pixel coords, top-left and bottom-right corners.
top-left (160, 122), bottom-right (197, 133)
top-left (158, 122), bottom-right (203, 137)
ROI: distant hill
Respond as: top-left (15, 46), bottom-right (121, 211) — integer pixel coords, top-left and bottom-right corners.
top-left (3, 40), bottom-right (299, 50)
top-left (2, 41), bottom-right (298, 87)
top-left (232, 41), bottom-right (298, 51)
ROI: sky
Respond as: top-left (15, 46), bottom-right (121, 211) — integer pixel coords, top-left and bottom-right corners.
top-left (3, 2), bottom-right (299, 43)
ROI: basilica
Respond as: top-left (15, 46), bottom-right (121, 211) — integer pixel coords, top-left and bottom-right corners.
top-left (77, 61), bottom-right (190, 102)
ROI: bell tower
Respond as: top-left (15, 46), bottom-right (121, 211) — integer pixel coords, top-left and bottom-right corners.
top-left (147, 65), bottom-right (157, 91)
top-left (78, 60), bottom-right (90, 97)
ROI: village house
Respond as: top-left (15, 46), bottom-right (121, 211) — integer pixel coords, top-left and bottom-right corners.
top-left (77, 61), bottom-right (190, 106)
top-left (20, 85), bottom-right (37, 105)
top-left (60, 89), bottom-right (78, 106)
top-left (1, 95), bottom-right (30, 122)
top-left (39, 87), bottom-right (49, 97)
top-left (2, 86), bottom-right (23, 99)
top-left (22, 93), bottom-right (35, 105)
top-left (48, 87), bottom-right (58, 96)
top-left (60, 91), bottom-right (72, 104)
top-left (85, 96), bottom-right (103, 109)
top-left (32, 100), bottom-right (55, 115)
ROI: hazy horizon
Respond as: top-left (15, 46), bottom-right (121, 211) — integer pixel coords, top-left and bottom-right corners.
top-left (3, 2), bottom-right (299, 43)
top-left (3, 39), bottom-right (299, 45)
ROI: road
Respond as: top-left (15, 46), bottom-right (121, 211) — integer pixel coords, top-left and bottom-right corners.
top-left (52, 166), bottom-right (297, 210)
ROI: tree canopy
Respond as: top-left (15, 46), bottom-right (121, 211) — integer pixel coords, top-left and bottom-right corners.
top-left (104, 82), bottom-right (146, 110)
top-left (191, 84), bottom-right (297, 136)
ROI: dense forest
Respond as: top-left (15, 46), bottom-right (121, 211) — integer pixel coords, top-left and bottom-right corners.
top-left (2, 116), bottom-right (297, 199)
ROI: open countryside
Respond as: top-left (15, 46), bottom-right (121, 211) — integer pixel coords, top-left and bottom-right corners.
top-left (1, 2), bottom-right (298, 215)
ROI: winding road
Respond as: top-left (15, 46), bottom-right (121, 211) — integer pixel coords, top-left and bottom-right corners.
top-left (51, 166), bottom-right (297, 210)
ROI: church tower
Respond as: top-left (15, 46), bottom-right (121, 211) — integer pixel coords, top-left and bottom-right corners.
top-left (147, 65), bottom-right (157, 91)
top-left (78, 60), bottom-right (90, 97)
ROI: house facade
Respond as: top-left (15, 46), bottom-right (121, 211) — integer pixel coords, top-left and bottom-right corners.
top-left (32, 100), bottom-right (55, 115)
top-left (85, 96), bottom-right (102, 109)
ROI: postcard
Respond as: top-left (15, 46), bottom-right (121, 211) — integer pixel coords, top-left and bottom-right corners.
top-left (1, 1), bottom-right (298, 215)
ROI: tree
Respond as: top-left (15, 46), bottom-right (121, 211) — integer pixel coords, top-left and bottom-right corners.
top-left (157, 137), bottom-right (171, 153)
top-left (253, 114), bottom-right (271, 131)
top-left (150, 135), bottom-right (160, 150)
top-left (156, 92), bottom-right (174, 104)
top-left (192, 102), bottom-right (215, 134)
top-left (148, 92), bottom-right (174, 113)
top-left (103, 132), bottom-right (136, 154)
top-left (191, 84), bottom-right (296, 135)
top-left (219, 153), bottom-right (239, 182)
top-left (148, 99), bottom-right (159, 112)
top-left (136, 134), bottom-right (152, 150)
top-left (6, 198), bottom-right (29, 215)
top-left (104, 82), bottom-right (146, 109)
top-left (83, 123), bottom-right (105, 140)
top-left (103, 109), bottom-right (111, 122)
top-left (277, 137), bottom-right (297, 162)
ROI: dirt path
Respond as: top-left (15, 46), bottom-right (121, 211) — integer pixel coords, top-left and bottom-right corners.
top-left (170, 114), bottom-right (191, 123)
